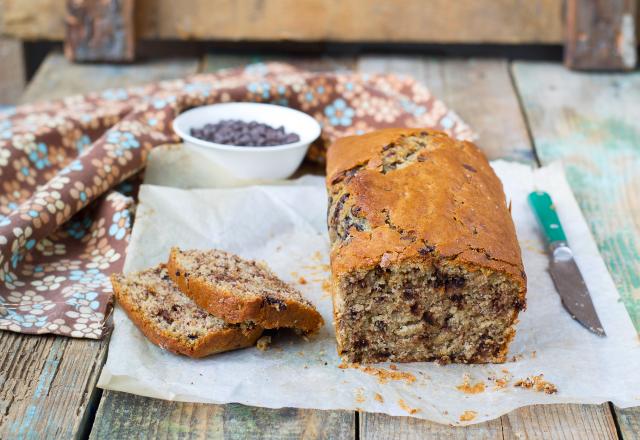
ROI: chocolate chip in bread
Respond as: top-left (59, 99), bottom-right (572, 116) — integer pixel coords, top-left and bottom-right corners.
top-left (167, 247), bottom-right (324, 334)
top-left (326, 128), bottom-right (526, 364)
top-left (111, 264), bottom-right (263, 358)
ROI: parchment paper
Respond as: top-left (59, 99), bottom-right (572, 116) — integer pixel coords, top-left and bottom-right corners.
top-left (98, 147), bottom-right (640, 425)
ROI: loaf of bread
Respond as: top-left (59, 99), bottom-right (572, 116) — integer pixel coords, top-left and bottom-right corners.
top-left (326, 129), bottom-right (526, 364)
top-left (111, 264), bottom-right (263, 358)
top-left (168, 248), bottom-right (324, 334)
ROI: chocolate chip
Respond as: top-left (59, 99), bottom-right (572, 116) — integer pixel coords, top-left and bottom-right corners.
top-left (155, 309), bottom-right (173, 324)
top-left (175, 270), bottom-right (181, 277)
top-left (187, 333), bottom-right (198, 340)
top-left (171, 304), bottom-right (181, 312)
top-left (422, 311), bottom-right (434, 325)
top-left (418, 244), bottom-right (435, 256)
top-left (354, 339), bottom-right (369, 349)
top-left (403, 287), bottom-right (416, 300)
top-left (445, 276), bottom-right (466, 289)
top-left (410, 302), bottom-right (421, 315)
top-left (265, 296), bottom-right (287, 311)
top-left (374, 320), bottom-right (387, 331)
top-left (463, 163), bottom-right (477, 173)
top-left (190, 120), bottom-right (300, 147)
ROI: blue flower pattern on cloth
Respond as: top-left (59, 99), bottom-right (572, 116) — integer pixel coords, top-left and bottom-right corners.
top-left (107, 131), bottom-right (140, 149)
top-left (325, 99), bottom-right (355, 126)
top-left (28, 143), bottom-right (51, 170)
top-left (109, 210), bottom-right (131, 240)
top-left (76, 135), bottom-right (91, 153)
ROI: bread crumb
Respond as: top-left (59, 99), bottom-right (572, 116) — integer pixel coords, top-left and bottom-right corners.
top-left (355, 388), bottom-right (365, 403)
top-left (460, 410), bottom-right (477, 422)
top-left (531, 350), bottom-right (537, 358)
top-left (256, 336), bottom-right (271, 351)
top-left (359, 365), bottom-right (416, 385)
top-left (389, 364), bottom-right (398, 371)
top-left (456, 374), bottom-right (486, 394)
top-left (398, 399), bottom-right (420, 415)
top-left (290, 271), bottom-right (298, 278)
top-left (321, 279), bottom-right (332, 298)
top-left (374, 393), bottom-right (384, 403)
top-left (514, 374), bottom-right (558, 394)
top-left (298, 276), bottom-right (307, 285)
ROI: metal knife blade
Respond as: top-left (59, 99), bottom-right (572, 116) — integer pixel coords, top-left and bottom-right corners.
top-left (528, 190), bottom-right (606, 336)
top-left (548, 243), bottom-right (606, 336)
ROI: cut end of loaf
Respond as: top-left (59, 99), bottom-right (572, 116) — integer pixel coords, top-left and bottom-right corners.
top-left (334, 260), bottom-right (524, 364)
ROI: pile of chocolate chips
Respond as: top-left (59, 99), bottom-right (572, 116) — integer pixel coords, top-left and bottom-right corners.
top-left (190, 120), bottom-right (300, 146)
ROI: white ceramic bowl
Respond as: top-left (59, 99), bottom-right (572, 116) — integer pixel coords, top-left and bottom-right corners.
top-left (172, 102), bottom-right (321, 180)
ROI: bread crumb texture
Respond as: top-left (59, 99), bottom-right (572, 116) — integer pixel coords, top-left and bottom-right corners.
top-left (514, 374), bottom-right (558, 394)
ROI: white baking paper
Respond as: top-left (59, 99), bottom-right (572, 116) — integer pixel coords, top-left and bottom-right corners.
top-left (98, 148), bottom-right (640, 425)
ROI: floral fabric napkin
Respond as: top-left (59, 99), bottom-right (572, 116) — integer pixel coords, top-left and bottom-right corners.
top-left (0, 62), bottom-right (473, 339)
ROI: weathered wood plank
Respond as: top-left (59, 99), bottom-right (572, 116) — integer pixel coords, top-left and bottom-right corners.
top-left (65, 0), bottom-right (136, 62)
top-left (360, 412), bottom-right (507, 440)
top-left (512, 60), bottom-right (640, 439)
top-left (504, 404), bottom-right (618, 439)
top-left (3, 0), bottom-right (565, 43)
top-left (0, 37), bottom-right (25, 104)
top-left (615, 406), bottom-right (640, 440)
top-left (0, 53), bottom-right (200, 440)
top-left (90, 392), bottom-right (355, 440)
top-left (358, 55), bottom-right (621, 440)
top-left (564, 0), bottom-right (637, 71)
top-left (358, 56), bottom-right (534, 163)
top-left (20, 51), bottom-right (199, 103)
top-left (202, 53), bottom-right (357, 73)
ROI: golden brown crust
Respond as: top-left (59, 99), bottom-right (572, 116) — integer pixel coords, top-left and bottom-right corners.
top-left (167, 248), bottom-right (324, 333)
top-left (111, 274), bottom-right (262, 358)
top-left (326, 128), bottom-right (526, 294)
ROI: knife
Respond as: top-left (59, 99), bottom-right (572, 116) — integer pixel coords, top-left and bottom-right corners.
top-left (528, 191), bottom-right (606, 336)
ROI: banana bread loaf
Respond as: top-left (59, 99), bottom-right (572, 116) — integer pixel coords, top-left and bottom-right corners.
top-left (326, 128), bottom-right (526, 364)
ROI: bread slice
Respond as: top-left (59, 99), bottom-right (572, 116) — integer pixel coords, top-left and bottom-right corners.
top-left (167, 247), bottom-right (324, 334)
top-left (111, 264), bottom-right (263, 358)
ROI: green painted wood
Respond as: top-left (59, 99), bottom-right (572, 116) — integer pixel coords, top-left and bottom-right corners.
top-left (0, 52), bottom-right (200, 440)
top-left (90, 391), bottom-right (355, 440)
top-left (512, 60), bottom-right (640, 439)
top-left (512, 61), bottom-right (640, 329)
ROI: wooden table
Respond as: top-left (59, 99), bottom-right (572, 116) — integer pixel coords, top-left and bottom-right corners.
top-left (1, 51), bottom-right (639, 439)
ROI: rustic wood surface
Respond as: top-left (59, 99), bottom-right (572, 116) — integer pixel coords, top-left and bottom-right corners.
top-left (20, 52), bottom-right (199, 103)
top-left (2, 0), bottom-right (565, 43)
top-left (1, 51), bottom-right (639, 439)
top-left (64, 0), bottom-right (135, 62)
top-left (0, 53), bottom-right (200, 440)
top-left (91, 392), bottom-right (355, 440)
top-left (512, 60), bottom-right (640, 439)
top-left (564, 0), bottom-right (637, 70)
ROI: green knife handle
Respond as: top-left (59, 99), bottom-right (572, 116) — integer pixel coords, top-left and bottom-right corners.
top-left (527, 191), bottom-right (567, 245)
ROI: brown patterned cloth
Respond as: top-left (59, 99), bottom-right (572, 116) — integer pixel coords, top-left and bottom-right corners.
top-left (0, 63), bottom-right (473, 339)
